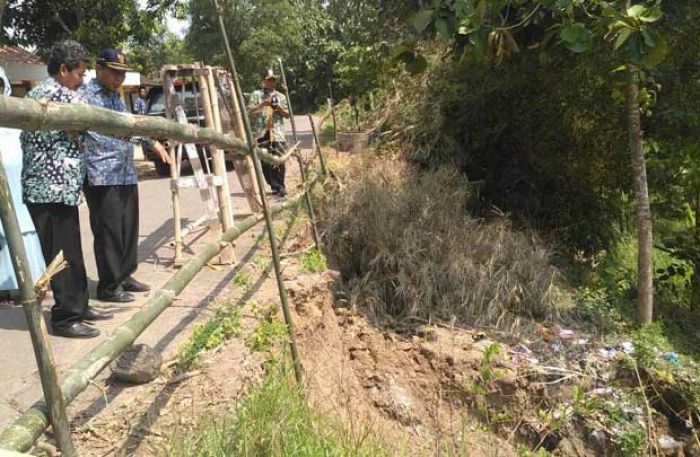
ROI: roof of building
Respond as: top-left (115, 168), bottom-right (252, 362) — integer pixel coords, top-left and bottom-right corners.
top-left (0, 45), bottom-right (44, 65)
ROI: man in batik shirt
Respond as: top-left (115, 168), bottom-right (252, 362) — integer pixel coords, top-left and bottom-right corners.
top-left (81, 48), bottom-right (170, 303)
top-left (20, 41), bottom-right (113, 338)
top-left (247, 69), bottom-right (290, 197)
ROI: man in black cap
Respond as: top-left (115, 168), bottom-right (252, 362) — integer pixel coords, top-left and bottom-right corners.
top-left (247, 69), bottom-right (290, 197)
top-left (80, 48), bottom-right (170, 303)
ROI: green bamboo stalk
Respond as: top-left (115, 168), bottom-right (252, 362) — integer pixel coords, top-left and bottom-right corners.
top-left (0, 156), bottom-right (75, 455)
top-left (277, 57), bottom-right (320, 250)
top-left (308, 114), bottom-right (328, 176)
top-left (214, 0), bottom-right (304, 384)
top-left (0, 95), bottom-right (288, 166)
top-left (0, 195), bottom-right (305, 453)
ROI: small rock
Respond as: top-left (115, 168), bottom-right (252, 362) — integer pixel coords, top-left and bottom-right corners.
top-left (110, 344), bottom-right (162, 384)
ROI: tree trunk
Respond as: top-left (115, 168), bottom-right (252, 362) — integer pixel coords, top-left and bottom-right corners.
top-left (0, 0), bottom-right (6, 24)
top-left (626, 66), bottom-right (654, 324)
top-left (691, 196), bottom-right (700, 311)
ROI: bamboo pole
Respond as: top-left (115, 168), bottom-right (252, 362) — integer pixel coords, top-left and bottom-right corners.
top-left (0, 95), bottom-right (289, 166)
top-left (214, 0), bottom-right (304, 384)
top-left (206, 67), bottom-right (234, 229)
top-left (0, 194), bottom-right (307, 453)
top-left (163, 73), bottom-right (185, 264)
top-left (276, 58), bottom-right (320, 250)
top-left (199, 68), bottom-right (233, 232)
top-left (308, 115), bottom-right (328, 176)
top-left (222, 71), bottom-right (262, 212)
top-left (0, 156), bottom-right (75, 456)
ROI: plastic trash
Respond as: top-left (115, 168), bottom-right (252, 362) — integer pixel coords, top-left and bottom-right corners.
top-left (598, 347), bottom-right (618, 359)
top-left (559, 329), bottom-right (575, 339)
top-left (621, 341), bottom-right (635, 354)
top-left (663, 352), bottom-right (680, 367)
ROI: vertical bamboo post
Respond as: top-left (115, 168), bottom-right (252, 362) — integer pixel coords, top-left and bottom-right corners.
top-left (308, 115), bottom-right (328, 176)
top-left (205, 66), bottom-right (234, 230)
top-left (198, 70), bottom-right (231, 232)
top-left (163, 72), bottom-right (184, 264)
top-left (276, 58), bottom-right (320, 250)
top-left (214, 0), bottom-right (303, 383)
top-left (0, 156), bottom-right (75, 456)
top-left (224, 72), bottom-right (262, 212)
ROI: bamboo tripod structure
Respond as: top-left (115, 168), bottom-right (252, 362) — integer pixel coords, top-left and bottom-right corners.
top-left (162, 63), bottom-right (241, 265)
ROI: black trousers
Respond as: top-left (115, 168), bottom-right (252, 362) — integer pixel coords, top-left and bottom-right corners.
top-left (26, 203), bottom-right (89, 328)
top-left (257, 135), bottom-right (286, 193)
top-left (84, 184), bottom-right (139, 295)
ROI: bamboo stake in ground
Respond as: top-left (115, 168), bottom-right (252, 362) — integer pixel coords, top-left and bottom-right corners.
top-left (214, 0), bottom-right (304, 384)
top-left (308, 114), bottom-right (328, 176)
top-left (277, 57), bottom-right (320, 250)
top-left (205, 66), bottom-right (234, 231)
top-left (0, 155), bottom-right (75, 456)
top-left (222, 71), bottom-right (262, 212)
top-left (163, 72), bottom-right (185, 264)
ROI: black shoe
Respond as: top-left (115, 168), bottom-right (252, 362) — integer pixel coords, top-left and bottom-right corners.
top-left (52, 322), bottom-right (100, 339)
top-left (83, 307), bottom-right (114, 322)
top-left (97, 289), bottom-right (135, 303)
top-left (275, 188), bottom-right (287, 198)
top-left (122, 277), bottom-right (151, 293)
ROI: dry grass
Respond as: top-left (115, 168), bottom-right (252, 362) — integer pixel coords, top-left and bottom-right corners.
top-left (319, 158), bottom-right (562, 329)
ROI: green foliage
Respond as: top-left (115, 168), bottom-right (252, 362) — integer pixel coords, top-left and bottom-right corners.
top-left (128, 31), bottom-right (192, 77)
top-left (630, 322), bottom-right (671, 367)
top-left (186, 0), bottom-right (340, 110)
top-left (169, 362), bottom-right (392, 457)
top-left (301, 248), bottom-right (327, 273)
top-left (247, 316), bottom-right (288, 353)
top-left (614, 426), bottom-right (647, 457)
top-left (1, 0), bottom-right (169, 55)
top-left (178, 305), bottom-right (241, 372)
top-left (388, 49), bottom-right (629, 255)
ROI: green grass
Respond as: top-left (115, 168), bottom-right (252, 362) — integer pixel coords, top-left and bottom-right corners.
top-left (231, 269), bottom-right (253, 291)
top-left (177, 305), bottom-right (241, 372)
top-left (247, 316), bottom-right (289, 353)
top-left (168, 362), bottom-right (392, 457)
top-left (301, 248), bottom-right (327, 273)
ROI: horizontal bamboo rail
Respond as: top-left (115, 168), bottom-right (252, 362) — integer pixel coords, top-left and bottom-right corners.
top-left (0, 95), bottom-right (288, 166)
top-left (0, 191), bottom-right (308, 453)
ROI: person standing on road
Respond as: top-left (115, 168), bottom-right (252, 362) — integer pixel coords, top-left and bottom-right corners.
top-left (20, 41), bottom-right (114, 338)
top-left (80, 48), bottom-right (170, 303)
top-left (247, 69), bottom-right (290, 197)
top-left (133, 86), bottom-right (149, 115)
